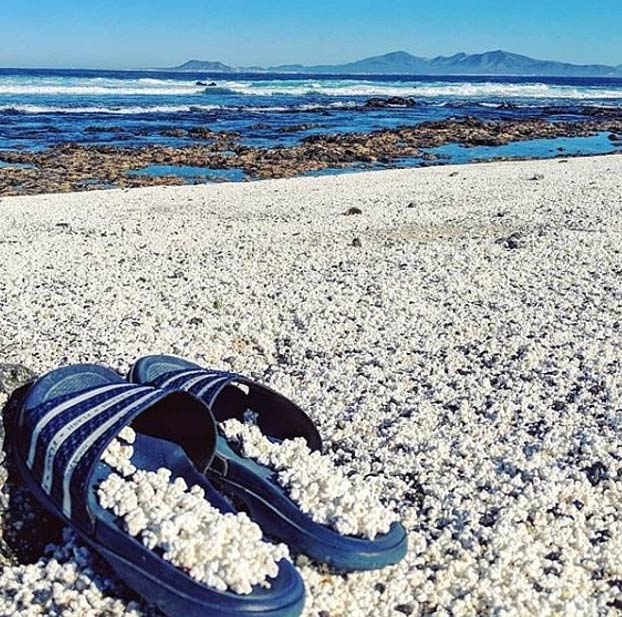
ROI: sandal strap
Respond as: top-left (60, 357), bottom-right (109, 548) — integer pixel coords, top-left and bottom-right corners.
top-left (153, 368), bottom-right (323, 451)
top-left (22, 383), bottom-right (169, 528)
top-left (152, 368), bottom-right (241, 405)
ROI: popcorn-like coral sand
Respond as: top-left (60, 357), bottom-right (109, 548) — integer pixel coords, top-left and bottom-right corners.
top-left (98, 428), bottom-right (289, 595)
top-left (221, 418), bottom-right (398, 539)
top-left (2, 155), bottom-right (622, 615)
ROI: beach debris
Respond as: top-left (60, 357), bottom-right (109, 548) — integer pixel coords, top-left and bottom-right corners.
top-left (97, 428), bottom-right (289, 595)
top-left (221, 419), bottom-right (398, 540)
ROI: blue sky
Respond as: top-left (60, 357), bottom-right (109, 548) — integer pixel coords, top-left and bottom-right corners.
top-left (0, 0), bottom-right (621, 69)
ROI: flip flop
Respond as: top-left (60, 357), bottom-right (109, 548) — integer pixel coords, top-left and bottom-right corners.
top-left (11, 364), bottom-right (305, 617)
top-left (130, 355), bottom-right (408, 571)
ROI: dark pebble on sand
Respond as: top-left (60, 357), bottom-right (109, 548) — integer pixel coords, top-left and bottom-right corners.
top-left (395, 603), bottom-right (414, 615)
top-left (351, 237), bottom-right (362, 247)
top-left (344, 207), bottom-right (362, 215)
top-left (480, 508), bottom-right (500, 527)
top-left (496, 232), bottom-right (522, 250)
top-left (584, 461), bottom-right (608, 486)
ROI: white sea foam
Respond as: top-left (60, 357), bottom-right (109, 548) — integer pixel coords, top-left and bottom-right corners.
top-left (0, 102), bottom-right (359, 115)
top-left (192, 79), bottom-right (622, 100)
top-left (0, 104), bottom-right (223, 115)
top-left (1, 77), bottom-right (622, 100)
top-left (0, 85), bottom-right (202, 96)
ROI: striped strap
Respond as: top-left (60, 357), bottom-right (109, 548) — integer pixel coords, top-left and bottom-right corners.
top-left (152, 368), bottom-right (241, 405)
top-left (23, 382), bottom-right (168, 528)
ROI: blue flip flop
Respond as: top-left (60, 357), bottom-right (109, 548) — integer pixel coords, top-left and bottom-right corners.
top-left (11, 364), bottom-right (305, 617)
top-left (130, 355), bottom-right (408, 571)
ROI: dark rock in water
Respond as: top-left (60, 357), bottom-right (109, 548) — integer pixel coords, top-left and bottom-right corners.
top-left (83, 126), bottom-right (124, 133)
top-left (0, 364), bottom-right (37, 396)
top-left (344, 207), bottom-right (362, 215)
top-left (208, 82), bottom-right (217, 87)
top-left (364, 96), bottom-right (417, 109)
top-left (161, 128), bottom-right (188, 138)
top-left (608, 133), bottom-right (621, 142)
top-left (188, 127), bottom-right (216, 139)
top-left (279, 123), bottom-right (321, 134)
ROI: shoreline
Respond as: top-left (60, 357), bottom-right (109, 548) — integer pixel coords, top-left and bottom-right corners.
top-left (0, 151), bottom-right (620, 203)
top-left (1, 115), bottom-right (621, 197)
top-left (2, 155), bottom-right (622, 615)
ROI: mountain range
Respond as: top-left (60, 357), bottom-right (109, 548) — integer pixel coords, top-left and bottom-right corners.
top-left (166, 50), bottom-right (622, 77)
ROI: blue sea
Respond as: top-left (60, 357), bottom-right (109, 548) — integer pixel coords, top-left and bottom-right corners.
top-left (1, 68), bottom-right (622, 174)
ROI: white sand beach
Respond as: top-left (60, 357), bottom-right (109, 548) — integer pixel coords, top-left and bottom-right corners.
top-left (1, 154), bottom-right (622, 615)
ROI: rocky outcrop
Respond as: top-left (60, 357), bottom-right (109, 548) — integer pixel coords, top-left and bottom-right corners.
top-left (2, 117), bottom-right (622, 196)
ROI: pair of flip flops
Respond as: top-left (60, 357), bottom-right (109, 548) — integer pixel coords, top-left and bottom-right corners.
top-left (10, 354), bottom-right (407, 617)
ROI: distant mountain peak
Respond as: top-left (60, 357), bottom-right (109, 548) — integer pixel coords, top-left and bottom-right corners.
top-left (167, 59), bottom-right (234, 72)
top-left (381, 50), bottom-right (417, 60)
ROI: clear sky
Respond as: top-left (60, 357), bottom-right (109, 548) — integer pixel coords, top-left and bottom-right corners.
top-left (0, 0), bottom-right (621, 69)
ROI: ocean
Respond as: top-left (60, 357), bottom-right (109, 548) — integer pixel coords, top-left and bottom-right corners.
top-left (1, 68), bottom-right (622, 170)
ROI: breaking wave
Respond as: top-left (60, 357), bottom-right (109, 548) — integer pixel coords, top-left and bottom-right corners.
top-left (1, 77), bottom-right (622, 100)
